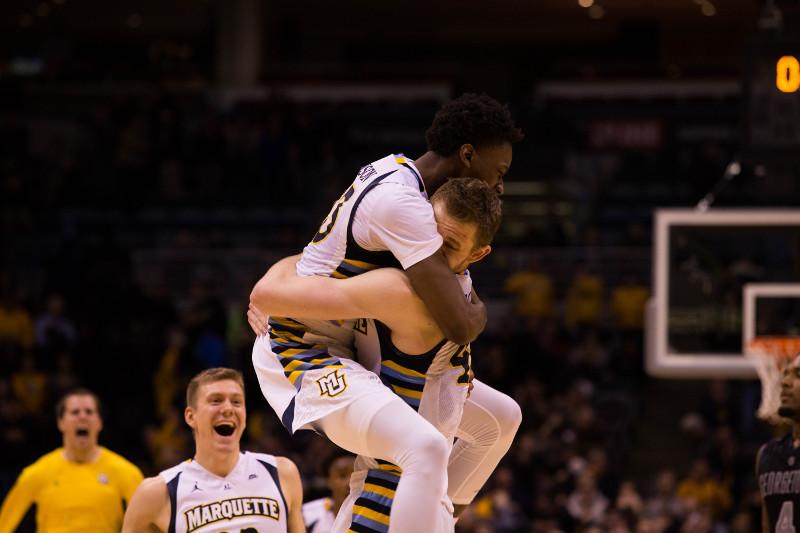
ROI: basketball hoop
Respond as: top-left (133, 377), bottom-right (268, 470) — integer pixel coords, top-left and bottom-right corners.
top-left (745, 337), bottom-right (800, 422)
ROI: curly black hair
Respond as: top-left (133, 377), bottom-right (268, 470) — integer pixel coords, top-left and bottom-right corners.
top-left (425, 93), bottom-right (524, 156)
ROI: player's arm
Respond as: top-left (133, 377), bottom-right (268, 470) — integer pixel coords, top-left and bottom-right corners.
top-left (756, 444), bottom-right (769, 533)
top-left (276, 457), bottom-right (307, 533)
top-left (0, 466), bottom-right (37, 533)
top-left (405, 251), bottom-right (486, 344)
top-left (363, 187), bottom-right (485, 345)
top-left (121, 477), bottom-right (170, 533)
top-left (250, 256), bottom-right (420, 324)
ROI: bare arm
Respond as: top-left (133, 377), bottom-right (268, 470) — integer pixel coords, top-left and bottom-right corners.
top-left (405, 249), bottom-right (486, 345)
top-left (276, 457), bottom-right (306, 533)
top-left (121, 477), bottom-right (169, 533)
top-left (249, 255), bottom-right (419, 324)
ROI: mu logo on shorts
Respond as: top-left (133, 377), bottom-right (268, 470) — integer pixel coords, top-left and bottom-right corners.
top-left (317, 369), bottom-right (348, 397)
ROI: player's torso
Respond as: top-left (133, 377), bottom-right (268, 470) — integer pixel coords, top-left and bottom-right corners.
top-left (302, 497), bottom-right (335, 533)
top-left (35, 452), bottom-right (125, 533)
top-left (353, 272), bottom-right (473, 443)
top-left (269, 154), bottom-right (424, 358)
top-left (161, 452), bottom-right (288, 533)
top-left (759, 435), bottom-right (800, 532)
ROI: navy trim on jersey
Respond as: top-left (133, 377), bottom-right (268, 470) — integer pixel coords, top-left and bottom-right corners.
top-left (345, 170), bottom-right (403, 268)
top-left (374, 320), bottom-right (445, 372)
top-left (399, 162), bottom-right (425, 192)
top-left (166, 471), bottom-right (182, 533)
top-left (258, 459), bottom-right (289, 519)
top-left (281, 397), bottom-right (297, 434)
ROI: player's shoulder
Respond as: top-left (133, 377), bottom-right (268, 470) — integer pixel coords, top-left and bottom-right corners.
top-left (759, 433), bottom-right (793, 462)
top-left (302, 497), bottom-right (330, 520)
top-left (364, 154), bottom-right (425, 192)
top-left (243, 450), bottom-right (277, 467)
top-left (158, 458), bottom-right (194, 484)
top-left (21, 449), bottom-right (63, 478)
top-left (100, 447), bottom-right (142, 472)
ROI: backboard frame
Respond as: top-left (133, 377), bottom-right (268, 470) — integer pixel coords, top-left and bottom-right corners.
top-left (647, 208), bottom-right (800, 378)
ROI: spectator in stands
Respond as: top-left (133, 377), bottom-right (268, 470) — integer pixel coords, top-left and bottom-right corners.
top-left (564, 263), bottom-right (604, 332)
top-left (0, 287), bottom-right (34, 352)
top-left (610, 275), bottom-right (649, 331)
top-left (676, 458), bottom-right (731, 518)
top-left (504, 256), bottom-right (555, 320)
top-left (34, 294), bottom-right (77, 350)
top-left (11, 354), bottom-right (47, 417)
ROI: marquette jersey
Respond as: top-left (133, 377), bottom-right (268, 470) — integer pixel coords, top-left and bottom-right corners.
top-left (334, 273), bottom-right (473, 533)
top-left (302, 497), bottom-right (335, 533)
top-left (758, 434), bottom-right (800, 532)
top-left (255, 154), bottom-right (440, 432)
top-left (159, 452), bottom-right (288, 533)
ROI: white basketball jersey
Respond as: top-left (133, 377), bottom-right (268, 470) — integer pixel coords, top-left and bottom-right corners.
top-left (302, 497), bottom-right (335, 533)
top-left (333, 274), bottom-right (473, 533)
top-left (257, 154), bottom-right (441, 433)
top-left (279, 154), bottom-right (436, 360)
top-left (159, 452), bottom-right (288, 533)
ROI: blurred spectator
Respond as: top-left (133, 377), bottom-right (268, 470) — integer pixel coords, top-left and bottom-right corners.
top-left (34, 294), bottom-right (77, 350)
top-left (11, 354), bottom-right (48, 417)
top-left (643, 469), bottom-right (684, 520)
top-left (609, 276), bottom-right (649, 331)
top-left (567, 472), bottom-right (609, 525)
top-left (564, 264), bottom-right (604, 332)
top-left (676, 459), bottom-right (731, 517)
top-left (504, 257), bottom-right (555, 319)
top-left (0, 289), bottom-right (34, 351)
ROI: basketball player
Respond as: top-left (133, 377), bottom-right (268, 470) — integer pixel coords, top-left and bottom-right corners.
top-left (251, 94), bottom-right (523, 523)
top-left (302, 451), bottom-right (356, 533)
top-left (253, 178), bottom-right (500, 532)
top-left (121, 368), bottom-right (304, 533)
top-left (757, 355), bottom-right (800, 533)
top-left (0, 388), bottom-right (144, 533)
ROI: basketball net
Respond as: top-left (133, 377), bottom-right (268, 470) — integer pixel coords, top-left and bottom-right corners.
top-left (745, 337), bottom-right (800, 423)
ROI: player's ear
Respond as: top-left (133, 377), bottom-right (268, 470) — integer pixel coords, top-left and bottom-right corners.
top-left (458, 144), bottom-right (475, 169)
top-left (468, 245), bottom-right (491, 265)
top-left (185, 406), bottom-right (196, 429)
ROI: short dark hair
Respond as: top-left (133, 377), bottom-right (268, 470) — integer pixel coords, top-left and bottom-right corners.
top-left (322, 449), bottom-right (356, 477)
top-left (56, 388), bottom-right (102, 419)
top-left (186, 367), bottom-right (245, 407)
top-left (425, 93), bottom-right (524, 156)
top-left (430, 178), bottom-right (502, 248)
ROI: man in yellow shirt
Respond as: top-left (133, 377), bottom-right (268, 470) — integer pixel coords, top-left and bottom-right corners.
top-left (0, 388), bottom-right (144, 533)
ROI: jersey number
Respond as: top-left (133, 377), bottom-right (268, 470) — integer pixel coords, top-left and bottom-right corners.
top-left (777, 501), bottom-right (796, 533)
top-left (449, 345), bottom-right (471, 385)
top-left (312, 184), bottom-right (355, 244)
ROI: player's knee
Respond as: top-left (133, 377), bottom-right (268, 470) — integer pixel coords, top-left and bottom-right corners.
top-left (498, 395), bottom-right (522, 441)
top-left (414, 430), bottom-right (450, 470)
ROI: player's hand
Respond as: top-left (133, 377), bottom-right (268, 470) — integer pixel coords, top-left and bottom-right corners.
top-left (248, 302), bottom-right (269, 336)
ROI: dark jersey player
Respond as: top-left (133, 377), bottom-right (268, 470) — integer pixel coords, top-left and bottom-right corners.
top-left (758, 354), bottom-right (800, 533)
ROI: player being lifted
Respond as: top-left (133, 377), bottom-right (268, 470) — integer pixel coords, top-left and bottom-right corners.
top-left (254, 178), bottom-right (499, 532)
top-left (122, 368), bottom-right (305, 533)
top-left (758, 354), bottom-right (800, 533)
top-left (251, 94), bottom-right (523, 530)
top-left (251, 95), bottom-right (522, 516)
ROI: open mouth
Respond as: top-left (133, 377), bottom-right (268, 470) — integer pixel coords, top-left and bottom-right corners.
top-left (76, 428), bottom-right (89, 437)
top-left (213, 423), bottom-right (235, 437)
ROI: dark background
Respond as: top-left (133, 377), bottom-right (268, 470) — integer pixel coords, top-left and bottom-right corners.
top-left (1, 1), bottom-right (800, 531)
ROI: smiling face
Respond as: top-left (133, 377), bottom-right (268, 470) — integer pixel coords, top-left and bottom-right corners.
top-left (185, 379), bottom-right (246, 453)
top-left (432, 200), bottom-right (491, 273)
top-left (58, 394), bottom-right (102, 451)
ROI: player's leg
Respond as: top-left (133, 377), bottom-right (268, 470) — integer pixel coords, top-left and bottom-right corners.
top-left (448, 379), bottom-right (522, 514)
top-left (317, 395), bottom-right (451, 533)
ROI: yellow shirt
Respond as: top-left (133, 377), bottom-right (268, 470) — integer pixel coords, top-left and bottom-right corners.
top-left (504, 271), bottom-right (554, 317)
top-left (0, 447), bottom-right (143, 533)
